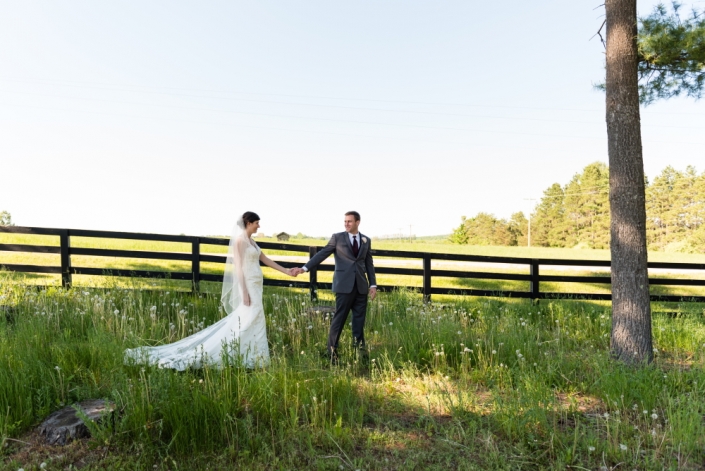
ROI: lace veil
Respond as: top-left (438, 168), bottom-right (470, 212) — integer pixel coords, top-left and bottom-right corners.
top-left (220, 215), bottom-right (256, 330)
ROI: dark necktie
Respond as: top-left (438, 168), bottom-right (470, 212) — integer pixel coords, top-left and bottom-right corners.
top-left (352, 235), bottom-right (359, 257)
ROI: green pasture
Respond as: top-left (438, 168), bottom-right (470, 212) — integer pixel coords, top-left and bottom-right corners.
top-left (1, 279), bottom-right (705, 470)
top-left (2, 233), bottom-right (705, 298)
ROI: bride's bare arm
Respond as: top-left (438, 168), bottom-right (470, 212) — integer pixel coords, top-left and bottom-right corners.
top-left (259, 252), bottom-right (293, 276)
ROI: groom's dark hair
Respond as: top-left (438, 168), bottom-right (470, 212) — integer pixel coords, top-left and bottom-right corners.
top-left (345, 211), bottom-right (360, 221)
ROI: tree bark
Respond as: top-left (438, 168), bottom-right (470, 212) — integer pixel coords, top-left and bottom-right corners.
top-left (605, 0), bottom-right (653, 364)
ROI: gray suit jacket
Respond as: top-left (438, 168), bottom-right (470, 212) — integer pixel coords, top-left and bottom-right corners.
top-left (304, 232), bottom-right (376, 294)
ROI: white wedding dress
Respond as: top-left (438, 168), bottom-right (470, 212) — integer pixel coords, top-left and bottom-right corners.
top-left (125, 238), bottom-right (270, 370)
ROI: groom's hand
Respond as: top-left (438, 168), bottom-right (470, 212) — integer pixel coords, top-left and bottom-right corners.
top-left (369, 287), bottom-right (377, 300)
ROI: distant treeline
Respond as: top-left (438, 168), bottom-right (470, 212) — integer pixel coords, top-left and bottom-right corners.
top-left (451, 162), bottom-right (705, 253)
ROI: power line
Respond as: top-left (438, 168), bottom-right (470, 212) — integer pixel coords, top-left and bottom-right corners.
top-left (0, 101), bottom-right (611, 140)
top-left (2, 76), bottom-right (704, 116)
top-left (2, 89), bottom-right (703, 131)
top-left (0, 101), bottom-right (567, 147)
top-left (1, 77), bottom-right (608, 111)
top-left (2, 89), bottom-right (609, 125)
top-left (533, 189), bottom-right (610, 199)
top-left (4, 100), bottom-right (704, 146)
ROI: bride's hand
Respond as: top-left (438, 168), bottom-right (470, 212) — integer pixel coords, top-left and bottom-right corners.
top-left (243, 291), bottom-right (251, 306)
top-left (286, 268), bottom-right (296, 277)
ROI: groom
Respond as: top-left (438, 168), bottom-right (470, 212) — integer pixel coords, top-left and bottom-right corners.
top-left (291, 211), bottom-right (377, 362)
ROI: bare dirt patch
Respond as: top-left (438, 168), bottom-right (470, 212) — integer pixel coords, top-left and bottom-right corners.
top-left (3, 431), bottom-right (109, 470)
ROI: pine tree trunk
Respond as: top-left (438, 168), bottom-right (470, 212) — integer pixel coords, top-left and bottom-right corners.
top-left (605, 0), bottom-right (653, 364)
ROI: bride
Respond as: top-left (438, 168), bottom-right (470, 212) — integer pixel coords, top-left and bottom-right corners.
top-left (125, 211), bottom-right (295, 370)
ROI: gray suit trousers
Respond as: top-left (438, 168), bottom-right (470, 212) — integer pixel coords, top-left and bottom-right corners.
top-left (328, 281), bottom-right (367, 354)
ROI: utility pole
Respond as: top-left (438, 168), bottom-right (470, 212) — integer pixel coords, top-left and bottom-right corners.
top-left (523, 198), bottom-right (536, 247)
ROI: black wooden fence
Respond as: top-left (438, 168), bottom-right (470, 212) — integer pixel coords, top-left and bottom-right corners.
top-left (2, 226), bottom-right (705, 303)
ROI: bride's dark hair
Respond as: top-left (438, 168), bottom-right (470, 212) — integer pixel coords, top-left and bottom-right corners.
top-left (242, 211), bottom-right (260, 227)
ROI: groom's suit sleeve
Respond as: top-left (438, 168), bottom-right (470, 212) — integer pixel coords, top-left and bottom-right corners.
top-left (303, 234), bottom-right (336, 271)
top-left (365, 239), bottom-right (377, 288)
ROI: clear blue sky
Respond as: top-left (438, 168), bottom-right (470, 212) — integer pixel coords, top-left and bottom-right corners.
top-left (1, 1), bottom-right (704, 238)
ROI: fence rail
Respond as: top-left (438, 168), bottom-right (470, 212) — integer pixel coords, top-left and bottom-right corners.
top-left (2, 226), bottom-right (705, 303)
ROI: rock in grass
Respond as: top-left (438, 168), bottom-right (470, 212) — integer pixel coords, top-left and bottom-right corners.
top-left (38, 399), bottom-right (114, 446)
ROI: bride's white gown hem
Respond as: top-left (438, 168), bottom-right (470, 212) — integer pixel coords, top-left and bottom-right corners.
top-left (124, 240), bottom-right (269, 370)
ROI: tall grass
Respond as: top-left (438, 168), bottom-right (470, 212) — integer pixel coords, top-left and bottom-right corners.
top-left (1, 275), bottom-right (705, 469)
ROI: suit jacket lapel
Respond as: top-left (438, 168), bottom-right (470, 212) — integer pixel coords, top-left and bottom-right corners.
top-left (355, 233), bottom-right (366, 259)
top-left (343, 232), bottom-right (354, 256)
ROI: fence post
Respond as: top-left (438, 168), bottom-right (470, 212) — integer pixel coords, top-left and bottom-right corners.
top-left (309, 246), bottom-right (318, 302)
top-left (191, 237), bottom-right (200, 293)
top-left (530, 259), bottom-right (540, 300)
top-left (423, 255), bottom-right (432, 303)
top-left (59, 229), bottom-right (71, 288)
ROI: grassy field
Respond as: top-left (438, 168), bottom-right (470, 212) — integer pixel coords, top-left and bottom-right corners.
top-left (2, 233), bottom-right (705, 299)
top-left (1, 278), bottom-right (705, 470)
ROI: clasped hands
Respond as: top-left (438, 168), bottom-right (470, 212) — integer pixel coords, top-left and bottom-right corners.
top-left (288, 267), bottom-right (305, 277)
top-left (285, 267), bottom-right (377, 299)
